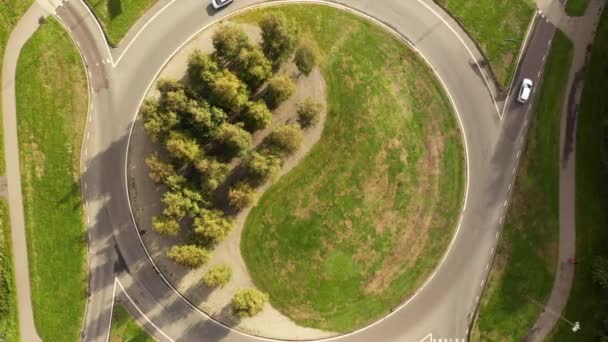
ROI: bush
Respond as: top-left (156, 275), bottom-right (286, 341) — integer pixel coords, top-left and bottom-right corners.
top-left (156, 78), bottom-right (184, 94)
top-left (193, 209), bottom-right (235, 243)
top-left (210, 69), bottom-right (250, 113)
top-left (162, 188), bottom-right (203, 220)
top-left (231, 288), bottom-right (268, 318)
top-left (188, 49), bottom-right (220, 93)
top-left (297, 97), bottom-right (322, 128)
top-left (234, 45), bottom-right (272, 88)
top-left (228, 182), bottom-right (256, 210)
top-left (167, 244), bottom-right (210, 268)
top-left (195, 157), bottom-right (230, 191)
top-left (165, 131), bottom-right (201, 162)
top-left (214, 123), bottom-right (252, 157)
top-left (160, 89), bottom-right (191, 116)
top-left (265, 74), bottom-right (295, 109)
top-left (186, 100), bottom-right (227, 137)
top-left (294, 39), bottom-right (319, 76)
top-left (242, 101), bottom-right (272, 131)
top-left (203, 264), bottom-right (232, 288)
top-left (246, 151), bottom-right (281, 182)
top-left (259, 13), bottom-right (299, 66)
top-left (145, 153), bottom-right (176, 183)
top-left (140, 98), bottom-right (178, 142)
top-left (152, 215), bottom-right (180, 236)
top-left (212, 24), bottom-right (250, 62)
top-left (267, 124), bottom-right (303, 156)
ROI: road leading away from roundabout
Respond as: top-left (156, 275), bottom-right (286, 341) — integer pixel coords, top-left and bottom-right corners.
top-left (38, 0), bottom-right (559, 341)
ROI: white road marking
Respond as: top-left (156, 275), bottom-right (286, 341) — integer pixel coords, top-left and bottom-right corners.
top-left (504, 200), bottom-right (508, 207)
top-left (517, 151), bottom-right (521, 159)
top-left (496, 231), bottom-right (500, 238)
top-left (513, 167), bottom-right (516, 174)
top-left (548, 39), bottom-right (552, 46)
top-left (104, 278), bottom-right (118, 342)
top-left (486, 263), bottom-right (490, 271)
top-left (508, 183), bottom-right (512, 190)
top-left (88, 115), bottom-right (92, 123)
top-left (87, 216), bottom-right (90, 224)
top-left (481, 279), bottom-right (485, 287)
top-left (546, 17), bottom-right (549, 23)
top-left (84, 183), bottom-right (87, 190)
top-left (525, 118), bottom-right (529, 126)
top-left (86, 131), bottom-right (90, 140)
top-left (84, 148), bottom-right (87, 156)
top-left (476, 296), bottom-right (480, 303)
top-left (500, 216), bottom-right (504, 224)
top-left (491, 248), bottom-right (495, 254)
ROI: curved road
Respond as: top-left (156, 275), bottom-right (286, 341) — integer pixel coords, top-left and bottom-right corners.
top-left (4, 0), bottom-right (558, 341)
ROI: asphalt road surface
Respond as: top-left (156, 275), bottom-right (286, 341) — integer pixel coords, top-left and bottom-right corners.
top-left (45, 0), bottom-right (560, 341)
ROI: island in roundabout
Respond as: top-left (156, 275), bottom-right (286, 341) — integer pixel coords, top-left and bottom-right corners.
top-left (127, 3), bottom-right (465, 340)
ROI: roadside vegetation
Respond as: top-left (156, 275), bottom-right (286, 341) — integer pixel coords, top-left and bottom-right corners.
top-left (549, 6), bottom-right (608, 341)
top-left (110, 303), bottom-right (153, 342)
top-left (86, 0), bottom-right (156, 46)
top-left (237, 5), bottom-right (464, 332)
top-left (472, 30), bottom-right (573, 341)
top-left (436, 0), bottom-right (535, 87)
top-left (565, 0), bottom-right (590, 16)
top-left (15, 18), bottom-right (87, 342)
top-left (0, 201), bottom-right (17, 341)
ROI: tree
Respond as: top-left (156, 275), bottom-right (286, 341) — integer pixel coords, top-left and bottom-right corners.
top-left (266, 124), bottom-right (303, 156)
top-left (165, 131), bottom-right (201, 162)
top-left (265, 74), bottom-right (295, 109)
top-left (186, 100), bottom-right (227, 137)
top-left (246, 151), bottom-right (281, 182)
top-left (156, 78), bottom-right (184, 94)
top-left (212, 23), bottom-right (250, 62)
top-left (210, 70), bottom-right (250, 113)
top-left (241, 101), bottom-right (272, 131)
top-left (259, 13), bottom-right (299, 66)
top-left (162, 188), bottom-right (203, 220)
top-left (593, 256), bottom-right (608, 290)
top-left (214, 123), bottom-right (252, 157)
top-left (202, 264), bottom-right (232, 288)
top-left (294, 39), bottom-right (319, 76)
top-left (297, 97), bottom-right (322, 128)
top-left (195, 157), bottom-right (230, 191)
top-left (228, 182), bottom-right (256, 210)
top-left (167, 244), bottom-right (210, 268)
top-left (152, 215), bottom-right (180, 236)
top-left (193, 209), bottom-right (235, 243)
top-left (231, 288), bottom-right (268, 318)
top-left (145, 153), bottom-right (176, 183)
top-left (159, 89), bottom-right (193, 117)
top-left (140, 98), bottom-right (178, 141)
top-left (188, 49), bottom-right (220, 93)
top-left (234, 45), bottom-right (272, 88)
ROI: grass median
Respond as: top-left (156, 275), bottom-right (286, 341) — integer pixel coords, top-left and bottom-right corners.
top-left (16, 18), bottom-right (88, 342)
top-left (435, 0), bottom-right (535, 88)
top-left (86, 0), bottom-right (156, 46)
top-left (0, 200), bottom-right (18, 342)
top-left (549, 6), bottom-right (608, 341)
top-left (472, 30), bottom-right (573, 341)
top-left (110, 304), bottom-right (153, 342)
top-left (238, 5), bottom-right (464, 332)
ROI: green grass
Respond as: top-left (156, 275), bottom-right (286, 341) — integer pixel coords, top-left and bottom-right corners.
top-left (16, 18), bottom-right (88, 342)
top-left (471, 30), bottom-right (573, 341)
top-left (237, 5), bottom-right (464, 332)
top-left (0, 200), bottom-right (18, 342)
top-left (0, 0), bottom-right (35, 175)
top-left (110, 304), bottom-right (153, 342)
top-left (86, 0), bottom-right (157, 46)
top-left (436, 0), bottom-right (535, 88)
top-left (549, 5), bottom-right (608, 341)
top-left (566, 0), bottom-right (590, 16)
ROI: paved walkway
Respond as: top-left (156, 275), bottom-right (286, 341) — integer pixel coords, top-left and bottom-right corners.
top-left (524, 0), bottom-right (606, 340)
top-left (1, 0), bottom-right (61, 340)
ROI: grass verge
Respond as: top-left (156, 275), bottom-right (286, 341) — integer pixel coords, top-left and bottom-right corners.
top-left (238, 5), bottom-right (464, 332)
top-left (110, 303), bottom-right (153, 342)
top-left (16, 18), bottom-right (88, 342)
top-left (0, 200), bottom-right (18, 341)
top-left (566, 0), bottom-right (590, 16)
top-left (435, 0), bottom-right (535, 88)
top-left (549, 6), bottom-right (608, 341)
top-left (86, 0), bottom-right (157, 46)
top-left (471, 30), bottom-right (573, 341)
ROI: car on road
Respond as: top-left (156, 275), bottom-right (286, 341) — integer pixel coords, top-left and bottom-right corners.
top-left (211, 0), bottom-right (233, 10)
top-left (517, 78), bottom-right (533, 103)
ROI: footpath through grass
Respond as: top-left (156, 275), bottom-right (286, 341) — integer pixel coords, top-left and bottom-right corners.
top-left (549, 6), bottom-right (608, 341)
top-left (471, 30), bottom-right (573, 341)
top-left (238, 5), bottom-right (464, 332)
top-left (0, 200), bottom-right (18, 342)
top-left (16, 18), bottom-right (88, 342)
top-left (436, 0), bottom-right (535, 88)
top-left (566, 0), bottom-right (590, 16)
top-left (86, 0), bottom-right (156, 46)
top-left (110, 304), bottom-right (153, 342)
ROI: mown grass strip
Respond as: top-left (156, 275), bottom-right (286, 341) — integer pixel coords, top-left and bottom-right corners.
top-left (85, 0), bottom-right (157, 46)
top-left (435, 0), bottom-right (535, 88)
top-left (549, 5), bottom-right (608, 341)
top-left (472, 30), bottom-right (573, 341)
top-left (0, 200), bottom-right (18, 342)
top-left (16, 18), bottom-right (88, 342)
top-left (110, 304), bottom-right (153, 342)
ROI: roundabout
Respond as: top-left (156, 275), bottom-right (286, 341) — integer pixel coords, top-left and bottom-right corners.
top-left (40, 0), bottom-right (543, 340)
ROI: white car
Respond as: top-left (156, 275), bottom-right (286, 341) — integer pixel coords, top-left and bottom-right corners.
top-left (517, 78), bottom-right (533, 104)
top-left (211, 0), bottom-right (233, 9)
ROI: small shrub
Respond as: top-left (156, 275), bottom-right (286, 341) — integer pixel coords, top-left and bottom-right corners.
top-left (294, 38), bottom-right (319, 76)
top-left (214, 123), bottom-right (252, 157)
top-left (212, 24), bottom-right (250, 62)
top-left (140, 98), bottom-right (178, 142)
top-left (193, 209), bottom-right (235, 244)
top-left (210, 69), bottom-right (250, 113)
top-left (297, 98), bottom-right (322, 128)
top-left (242, 101), bottom-right (272, 131)
top-left (259, 13), bottom-right (300, 66)
top-left (165, 131), bottom-right (201, 162)
top-left (265, 74), bottom-right (296, 109)
top-left (167, 245), bottom-right (210, 268)
top-left (203, 264), bottom-right (233, 288)
top-left (145, 153), bottom-right (175, 183)
top-left (152, 215), bottom-right (180, 236)
top-left (246, 151), bottom-right (281, 182)
top-left (228, 182), bottom-right (256, 210)
top-left (235, 45), bottom-right (272, 88)
top-left (231, 288), bottom-right (268, 317)
top-left (267, 124), bottom-right (303, 156)
top-left (195, 157), bottom-right (230, 191)
top-left (188, 49), bottom-right (220, 93)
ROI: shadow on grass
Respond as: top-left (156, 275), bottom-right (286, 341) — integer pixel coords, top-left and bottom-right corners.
top-left (108, 0), bottom-right (122, 19)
